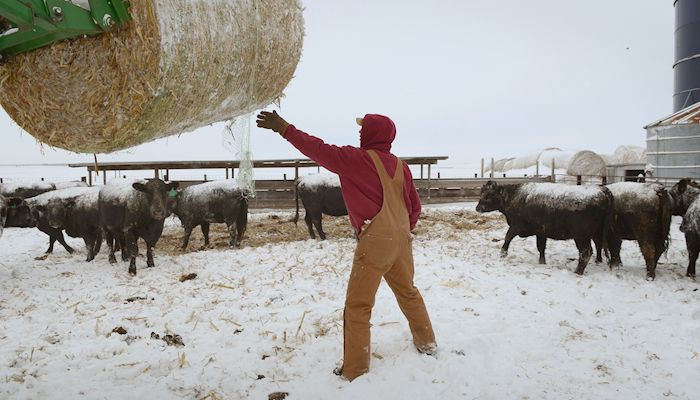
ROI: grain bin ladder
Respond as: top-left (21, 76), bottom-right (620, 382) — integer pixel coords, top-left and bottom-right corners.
top-left (0, 0), bottom-right (131, 61)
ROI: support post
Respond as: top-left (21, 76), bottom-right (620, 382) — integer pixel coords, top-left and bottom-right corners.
top-left (103, 172), bottom-right (107, 185)
top-left (490, 158), bottom-right (494, 179)
top-left (421, 164), bottom-right (424, 180)
top-left (88, 170), bottom-right (92, 186)
top-left (481, 158), bottom-right (484, 178)
top-left (154, 168), bottom-right (159, 179)
top-left (427, 164), bottom-right (432, 199)
top-left (576, 176), bottom-right (582, 186)
top-left (551, 159), bottom-right (556, 183)
top-left (226, 168), bottom-right (229, 180)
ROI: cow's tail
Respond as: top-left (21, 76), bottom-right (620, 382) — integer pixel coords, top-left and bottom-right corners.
top-left (237, 192), bottom-right (249, 241)
top-left (658, 187), bottom-right (672, 255)
top-left (293, 180), bottom-right (300, 225)
top-left (600, 186), bottom-right (615, 262)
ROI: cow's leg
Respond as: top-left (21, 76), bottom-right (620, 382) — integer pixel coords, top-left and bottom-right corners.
top-left (146, 241), bottom-right (156, 269)
top-left (501, 227), bottom-right (517, 258)
top-left (127, 230), bottom-right (138, 275)
top-left (685, 232), bottom-right (699, 278)
top-left (304, 213), bottom-right (316, 239)
top-left (83, 235), bottom-right (95, 262)
top-left (227, 221), bottom-right (239, 248)
top-left (181, 224), bottom-right (193, 251)
top-left (53, 229), bottom-right (74, 254)
top-left (536, 235), bottom-right (547, 264)
top-left (313, 216), bottom-right (327, 241)
top-left (592, 238), bottom-right (603, 264)
top-left (573, 237), bottom-right (593, 275)
top-left (638, 240), bottom-right (657, 281)
top-left (45, 236), bottom-right (56, 254)
top-left (608, 234), bottom-right (623, 269)
top-left (106, 231), bottom-right (117, 264)
top-left (92, 229), bottom-right (103, 260)
top-left (201, 222), bottom-right (211, 247)
top-left (119, 233), bottom-right (130, 262)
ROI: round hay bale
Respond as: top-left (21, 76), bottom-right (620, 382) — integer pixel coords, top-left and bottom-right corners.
top-left (566, 150), bottom-right (608, 177)
top-left (0, 0), bottom-right (304, 154)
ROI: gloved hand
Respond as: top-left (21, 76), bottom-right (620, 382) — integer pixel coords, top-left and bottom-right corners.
top-left (256, 110), bottom-right (290, 135)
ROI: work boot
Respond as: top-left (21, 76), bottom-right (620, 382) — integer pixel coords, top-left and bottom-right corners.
top-left (416, 342), bottom-right (438, 357)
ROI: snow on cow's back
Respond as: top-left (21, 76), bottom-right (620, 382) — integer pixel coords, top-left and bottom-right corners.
top-left (98, 179), bottom-right (146, 204)
top-left (681, 198), bottom-right (700, 233)
top-left (607, 182), bottom-right (663, 207)
top-left (28, 186), bottom-right (100, 207)
top-left (297, 174), bottom-right (340, 190)
top-left (518, 182), bottom-right (606, 211)
top-left (0, 181), bottom-right (55, 196)
top-left (183, 179), bottom-right (247, 197)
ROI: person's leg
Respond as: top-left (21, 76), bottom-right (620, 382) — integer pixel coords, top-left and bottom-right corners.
top-left (383, 237), bottom-right (436, 354)
top-left (341, 236), bottom-right (396, 381)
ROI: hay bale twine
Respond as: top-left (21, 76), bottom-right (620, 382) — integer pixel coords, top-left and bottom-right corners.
top-left (0, 0), bottom-right (304, 154)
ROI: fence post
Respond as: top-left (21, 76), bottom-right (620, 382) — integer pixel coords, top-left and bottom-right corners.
top-left (204, 174), bottom-right (208, 182)
top-left (481, 158), bottom-right (484, 178)
top-left (602, 176), bottom-right (607, 185)
top-left (577, 176), bottom-right (582, 186)
top-left (490, 158), bottom-right (494, 179)
top-left (551, 159), bottom-right (556, 183)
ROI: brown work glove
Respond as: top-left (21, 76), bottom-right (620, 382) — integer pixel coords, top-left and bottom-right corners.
top-left (256, 111), bottom-right (290, 135)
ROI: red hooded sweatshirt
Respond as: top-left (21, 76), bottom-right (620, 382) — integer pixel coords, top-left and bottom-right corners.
top-left (282, 114), bottom-right (421, 234)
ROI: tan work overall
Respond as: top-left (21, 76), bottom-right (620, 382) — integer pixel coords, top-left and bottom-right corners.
top-left (342, 150), bottom-right (437, 381)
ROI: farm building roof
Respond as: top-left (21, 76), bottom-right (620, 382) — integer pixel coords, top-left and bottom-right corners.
top-left (645, 102), bottom-right (700, 128)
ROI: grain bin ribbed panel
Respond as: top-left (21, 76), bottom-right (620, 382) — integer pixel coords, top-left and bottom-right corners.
top-left (0, 0), bottom-right (305, 154)
top-left (646, 103), bottom-right (700, 180)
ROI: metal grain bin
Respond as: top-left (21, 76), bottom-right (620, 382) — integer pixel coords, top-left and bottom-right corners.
top-left (646, 103), bottom-right (700, 180)
top-left (674, 0), bottom-right (700, 111)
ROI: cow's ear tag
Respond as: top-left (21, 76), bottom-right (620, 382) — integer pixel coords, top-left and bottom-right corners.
top-left (168, 189), bottom-right (178, 198)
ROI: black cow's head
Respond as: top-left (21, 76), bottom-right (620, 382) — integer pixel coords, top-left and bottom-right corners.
top-left (476, 181), bottom-right (503, 213)
top-left (165, 188), bottom-right (182, 217)
top-left (133, 179), bottom-right (179, 220)
top-left (32, 199), bottom-right (69, 229)
top-left (669, 178), bottom-right (699, 216)
top-left (4, 197), bottom-right (33, 229)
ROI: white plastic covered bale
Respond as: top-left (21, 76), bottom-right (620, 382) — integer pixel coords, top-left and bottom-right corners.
top-left (0, 0), bottom-right (305, 153)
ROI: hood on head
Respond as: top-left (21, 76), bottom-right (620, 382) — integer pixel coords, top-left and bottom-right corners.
top-left (360, 114), bottom-right (396, 152)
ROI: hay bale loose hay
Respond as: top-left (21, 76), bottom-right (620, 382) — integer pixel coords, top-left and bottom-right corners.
top-left (0, 0), bottom-right (304, 153)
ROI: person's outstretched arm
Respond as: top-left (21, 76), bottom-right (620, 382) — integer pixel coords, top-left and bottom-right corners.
top-left (256, 111), bottom-right (364, 177)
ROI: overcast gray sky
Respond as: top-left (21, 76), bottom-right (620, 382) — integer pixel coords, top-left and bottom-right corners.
top-left (0, 0), bottom-right (673, 166)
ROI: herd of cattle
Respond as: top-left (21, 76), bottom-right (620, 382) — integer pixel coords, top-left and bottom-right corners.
top-left (1, 176), bottom-right (700, 281)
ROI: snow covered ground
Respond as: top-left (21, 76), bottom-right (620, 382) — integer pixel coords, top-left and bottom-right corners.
top-left (1, 203), bottom-right (699, 399)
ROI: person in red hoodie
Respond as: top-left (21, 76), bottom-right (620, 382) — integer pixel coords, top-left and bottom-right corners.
top-left (256, 111), bottom-right (437, 381)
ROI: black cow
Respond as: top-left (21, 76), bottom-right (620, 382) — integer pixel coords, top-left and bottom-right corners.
top-left (0, 194), bottom-right (22, 239)
top-left (294, 176), bottom-right (347, 240)
top-left (0, 182), bottom-right (56, 199)
top-left (476, 181), bottom-right (614, 275)
top-left (170, 180), bottom-right (249, 250)
top-left (63, 188), bottom-right (103, 262)
top-left (670, 179), bottom-right (700, 277)
top-left (7, 188), bottom-right (100, 257)
top-left (607, 182), bottom-right (672, 280)
top-left (99, 179), bottom-right (178, 275)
